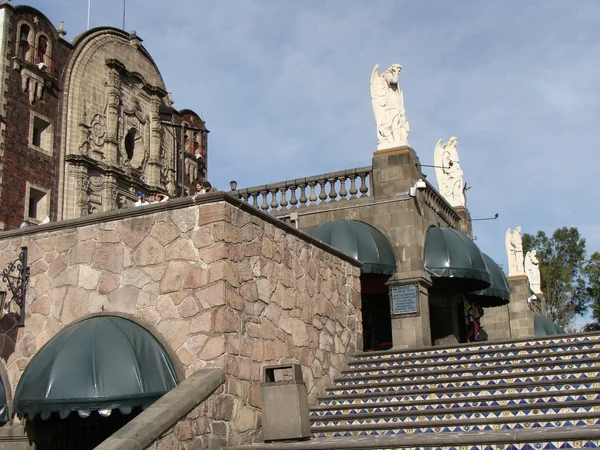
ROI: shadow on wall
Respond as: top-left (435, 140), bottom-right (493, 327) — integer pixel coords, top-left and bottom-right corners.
top-left (0, 314), bottom-right (19, 361)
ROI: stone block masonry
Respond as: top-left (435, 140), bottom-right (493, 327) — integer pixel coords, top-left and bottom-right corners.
top-left (0, 193), bottom-right (362, 447)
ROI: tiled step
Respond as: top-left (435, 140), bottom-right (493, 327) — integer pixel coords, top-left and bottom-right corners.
top-left (351, 335), bottom-right (600, 364)
top-left (311, 401), bottom-right (600, 428)
top-left (312, 389), bottom-right (600, 416)
top-left (335, 359), bottom-right (600, 384)
top-left (225, 426), bottom-right (600, 449)
top-left (310, 411), bottom-right (600, 438)
top-left (346, 348), bottom-right (600, 373)
top-left (325, 370), bottom-right (600, 396)
top-left (320, 379), bottom-right (600, 405)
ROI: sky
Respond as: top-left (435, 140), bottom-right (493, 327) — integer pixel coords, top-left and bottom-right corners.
top-left (24, 0), bottom-right (600, 320)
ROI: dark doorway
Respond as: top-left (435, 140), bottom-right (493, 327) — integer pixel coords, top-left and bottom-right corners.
top-left (361, 275), bottom-right (392, 351)
top-left (27, 407), bottom-right (141, 450)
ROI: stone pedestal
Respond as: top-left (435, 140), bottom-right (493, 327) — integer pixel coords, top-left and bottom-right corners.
top-left (388, 275), bottom-right (432, 349)
top-left (507, 275), bottom-right (535, 339)
top-left (371, 145), bottom-right (422, 201)
top-left (453, 206), bottom-right (473, 239)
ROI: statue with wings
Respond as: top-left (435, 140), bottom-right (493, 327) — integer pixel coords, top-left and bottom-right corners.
top-left (370, 64), bottom-right (410, 150)
top-left (505, 226), bottom-right (525, 276)
top-left (433, 137), bottom-right (465, 208)
top-left (525, 250), bottom-right (542, 294)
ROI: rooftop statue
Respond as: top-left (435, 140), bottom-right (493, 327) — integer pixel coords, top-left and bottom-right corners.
top-left (370, 64), bottom-right (410, 150)
top-left (525, 250), bottom-right (543, 295)
top-left (505, 226), bottom-right (526, 276)
top-left (433, 137), bottom-right (466, 208)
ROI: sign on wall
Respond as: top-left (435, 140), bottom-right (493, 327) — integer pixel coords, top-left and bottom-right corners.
top-left (389, 284), bottom-right (419, 317)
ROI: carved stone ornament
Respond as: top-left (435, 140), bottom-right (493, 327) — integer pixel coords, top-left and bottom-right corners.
top-left (525, 250), bottom-right (542, 295)
top-left (370, 63), bottom-right (410, 150)
top-left (433, 137), bottom-right (466, 208)
top-left (505, 226), bottom-right (525, 276)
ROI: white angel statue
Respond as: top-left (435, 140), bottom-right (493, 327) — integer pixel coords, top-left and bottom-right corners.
top-left (525, 250), bottom-right (542, 294)
top-left (433, 137), bottom-right (465, 208)
top-left (370, 63), bottom-right (410, 150)
top-left (505, 227), bottom-right (525, 276)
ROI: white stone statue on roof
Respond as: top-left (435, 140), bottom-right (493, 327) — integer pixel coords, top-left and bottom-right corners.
top-left (370, 63), bottom-right (410, 150)
top-left (525, 250), bottom-right (542, 295)
top-left (505, 226), bottom-right (525, 276)
top-left (433, 137), bottom-right (465, 208)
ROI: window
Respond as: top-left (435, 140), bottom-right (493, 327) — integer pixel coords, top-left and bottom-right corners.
top-left (17, 23), bottom-right (31, 61)
top-left (24, 183), bottom-right (49, 222)
top-left (29, 113), bottom-right (53, 155)
top-left (37, 35), bottom-right (47, 64)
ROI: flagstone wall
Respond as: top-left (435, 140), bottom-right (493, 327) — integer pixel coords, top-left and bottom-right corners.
top-left (0, 194), bottom-right (362, 446)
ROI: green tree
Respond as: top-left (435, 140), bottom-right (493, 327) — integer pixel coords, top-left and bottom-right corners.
top-left (522, 227), bottom-right (588, 328)
top-left (584, 252), bottom-right (600, 329)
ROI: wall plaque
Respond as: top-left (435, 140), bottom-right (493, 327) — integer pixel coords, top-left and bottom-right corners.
top-left (389, 284), bottom-right (419, 317)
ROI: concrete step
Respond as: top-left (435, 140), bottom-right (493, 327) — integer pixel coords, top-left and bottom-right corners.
top-left (335, 358), bottom-right (600, 384)
top-left (224, 425), bottom-right (600, 449)
top-left (312, 389), bottom-right (600, 416)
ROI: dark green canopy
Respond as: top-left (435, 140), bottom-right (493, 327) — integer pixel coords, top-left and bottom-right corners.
top-left (424, 227), bottom-right (491, 292)
top-left (534, 314), bottom-right (565, 337)
top-left (0, 375), bottom-right (8, 422)
top-left (468, 253), bottom-right (511, 307)
top-left (308, 220), bottom-right (397, 275)
top-left (13, 316), bottom-right (179, 420)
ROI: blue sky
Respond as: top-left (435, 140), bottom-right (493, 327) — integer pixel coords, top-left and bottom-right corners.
top-left (26, 1), bottom-right (600, 320)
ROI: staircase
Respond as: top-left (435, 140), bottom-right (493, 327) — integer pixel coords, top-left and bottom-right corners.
top-left (229, 333), bottom-right (600, 449)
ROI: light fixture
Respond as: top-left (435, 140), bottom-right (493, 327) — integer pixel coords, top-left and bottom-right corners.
top-left (229, 180), bottom-right (238, 191)
top-left (37, 62), bottom-right (47, 71)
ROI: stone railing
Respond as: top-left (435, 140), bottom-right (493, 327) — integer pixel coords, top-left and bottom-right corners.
top-left (95, 368), bottom-right (225, 450)
top-left (421, 179), bottom-right (462, 229)
top-left (231, 166), bottom-right (372, 213)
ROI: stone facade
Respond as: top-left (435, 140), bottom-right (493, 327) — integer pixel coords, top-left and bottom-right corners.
top-left (0, 193), bottom-right (362, 446)
top-left (0, 3), bottom-right (207, 230)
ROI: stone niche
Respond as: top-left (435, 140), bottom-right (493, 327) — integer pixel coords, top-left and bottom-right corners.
top-left (0, 194), bottom-right (362, 445)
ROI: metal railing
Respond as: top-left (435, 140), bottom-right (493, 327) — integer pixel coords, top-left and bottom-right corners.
top-left (16, 41), bottom-right (55, 77)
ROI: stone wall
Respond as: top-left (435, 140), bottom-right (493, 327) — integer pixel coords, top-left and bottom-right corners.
top-left (0, 194), bottom-right (362, 446)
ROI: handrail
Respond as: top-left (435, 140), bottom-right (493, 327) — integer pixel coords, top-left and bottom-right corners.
top-left (232, 166), bottom-right (373, 213)
top-left (16, 42), bottom-right (56, 78)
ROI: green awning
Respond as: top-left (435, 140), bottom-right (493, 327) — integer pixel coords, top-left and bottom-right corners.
top-left (308, 220), bottom-right (397, 275)
top-left (534, 315), bottom-right (565, 337)
top-left (0, 374), bottom-right (8, 422)
top-left (13, 316), bottom-right (179, 420)
top-left (468, 253), bottom-right (511, 307)
top-left (424, 227), bottom-right (491, 292)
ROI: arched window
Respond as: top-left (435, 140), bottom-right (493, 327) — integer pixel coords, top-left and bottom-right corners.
top-left (17, 23), bottom-right (31, 61)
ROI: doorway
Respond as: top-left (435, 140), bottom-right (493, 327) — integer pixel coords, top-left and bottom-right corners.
top-left (361, 275), bottom-right (392, 351)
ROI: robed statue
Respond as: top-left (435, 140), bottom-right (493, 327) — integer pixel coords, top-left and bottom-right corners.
top-left (370, 63), bottom-right (410, 150)
top-left (505, 227), bottom-right (525, 276)
top-left (525, 250), bottom-right (542, 294)
top-left (433, 137), bottom-right (465, 208)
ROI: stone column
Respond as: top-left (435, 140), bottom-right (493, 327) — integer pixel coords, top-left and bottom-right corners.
top-left (388, 276), bottom-right (432, 349)
top-left (147, 96), bottom-right (162, 188)
top-left (103, 174), bottom-right (119, 212)
top-left (105, 67), bottom-right (122, 166)
top-left (74, 165), bottom-right (90, 217)
top-left (507, 275), bottom-right (535, 338)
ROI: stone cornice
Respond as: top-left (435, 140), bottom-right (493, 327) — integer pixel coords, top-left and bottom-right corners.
top-left (0, 192), bottom-right (363, 268)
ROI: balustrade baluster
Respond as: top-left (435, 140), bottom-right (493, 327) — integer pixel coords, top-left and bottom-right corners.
top-left (270, 189), bottom-right (279, 210)
top-left (260, 191), bottom-right (269, 211)
top-left (279, 187), bottom-right (288, 209)
top-left (348, 174), bottom-right (358, 199)
top-left (308, 182), bottom-right (317, 205)
top-left (328, 178), bottom-right (337, 201)
top-left (251, 192), bottom-right (259, 208)
top-left (318, 180), bottom-right (327, 202)
top-left (299, 184), bottom-right (308, 207)
top-left (241, 193), bottom-right (249, 203)
top-left (289, 185), bottom-right (298, 208)
top-left (338, 176), bottom-right (347, 200)
top-left (359, 173), bottom-right (368, 197)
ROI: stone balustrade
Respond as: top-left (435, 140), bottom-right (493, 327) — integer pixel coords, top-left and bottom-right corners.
top-left (420, 179), bottom-right (462, 229)
top-left (232, 166), bottom-right (372, 213)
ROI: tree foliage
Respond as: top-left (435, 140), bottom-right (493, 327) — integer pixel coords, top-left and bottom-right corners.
top-left (585, 252), bottom-right (600, 328)
top-left (522, 227), bottom-right (589, 328)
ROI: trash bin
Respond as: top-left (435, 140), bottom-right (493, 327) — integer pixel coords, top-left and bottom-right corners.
top-left (261, 364), bottom-right (310, 441)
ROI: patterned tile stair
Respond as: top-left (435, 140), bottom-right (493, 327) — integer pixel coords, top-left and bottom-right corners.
top-left (227, 333), bottom-right (600, 449)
